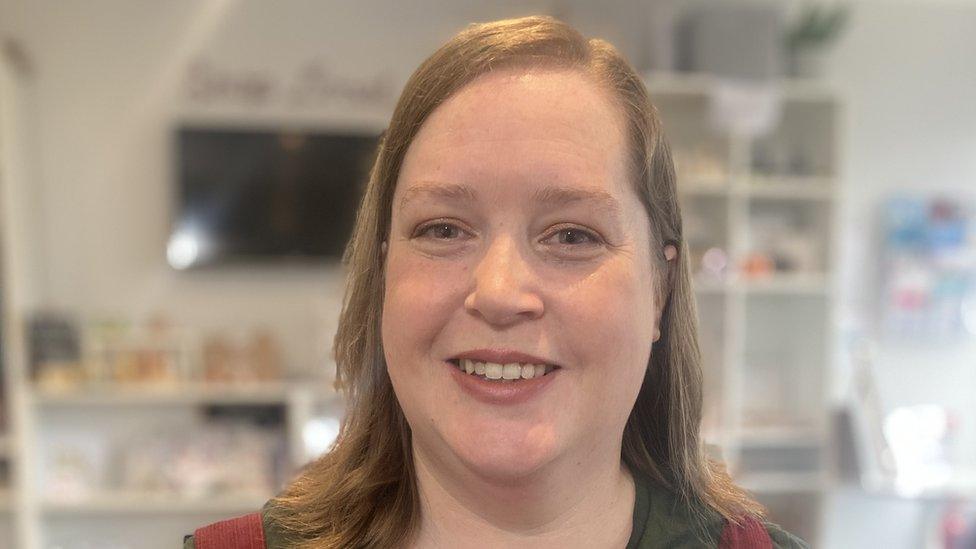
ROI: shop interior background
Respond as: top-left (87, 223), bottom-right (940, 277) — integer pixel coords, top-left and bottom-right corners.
top-left (1, 0), bottom-right (975, 547)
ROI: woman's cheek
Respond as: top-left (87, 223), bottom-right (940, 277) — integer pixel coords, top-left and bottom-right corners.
top-left (568, 261), bottom-right (654, 384)
top-left (393, 255), bottom-right (469, 309)
top-left (383, 253), bottom-right (469, 356)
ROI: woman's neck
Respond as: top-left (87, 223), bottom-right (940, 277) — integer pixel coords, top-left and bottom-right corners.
top-left (408, 443), bottom-right (636, 549)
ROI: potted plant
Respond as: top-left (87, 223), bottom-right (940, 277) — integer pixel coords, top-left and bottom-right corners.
top-left (785, 4), bottom-right (850, 78)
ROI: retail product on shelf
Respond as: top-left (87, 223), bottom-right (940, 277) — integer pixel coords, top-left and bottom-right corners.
top-left (751, 139), bottom-right (824, 178)
top-left (202, 329), bottom-right (284, 383)
top-left (741, 252), bottom-right (776, 279)
top-left (29, 312), bottom-right (85, 390)
top-left (28, 310), bottom-right (292, 391)
top-left (89, 315), bottom-right (184, 385)
top-left (43, 421), bottom-right (286, 503)
top-left (125, 423), bottom-right (284, 499)
top-left (42, 434), bottom-right (105, 501)
top-left (744, 208), bottom-right (822, 276)
top-left (673, 144), bottom-right (728, 184)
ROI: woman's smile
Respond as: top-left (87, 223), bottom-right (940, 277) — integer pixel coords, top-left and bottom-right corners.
top-left (451, 359), bottom-right (556, 380)
top-left (441, 348), bottom-right (562, 404)
top-left (446, 357), bottom-right (561, 406)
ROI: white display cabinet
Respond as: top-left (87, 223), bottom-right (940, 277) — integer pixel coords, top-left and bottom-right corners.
top-left (25, 381), bottom-right (339, 549)
top-left (647, 71), bottom-right (842, 546)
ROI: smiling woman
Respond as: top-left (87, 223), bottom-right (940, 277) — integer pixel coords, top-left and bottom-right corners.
top-left (186, 15), bottom-right (807, 549)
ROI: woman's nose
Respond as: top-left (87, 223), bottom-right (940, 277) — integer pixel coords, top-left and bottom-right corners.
top-left (463, 235), bottom-right (544, 327)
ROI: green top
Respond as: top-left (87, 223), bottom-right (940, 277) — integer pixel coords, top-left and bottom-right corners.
top-left (624, 473), bottom-right (808, 548)
top-left (185, 473), bottom-right (809, 548)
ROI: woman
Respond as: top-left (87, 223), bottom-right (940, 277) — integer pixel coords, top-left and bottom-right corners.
top-left (187, 15), bottom-right (808, 549)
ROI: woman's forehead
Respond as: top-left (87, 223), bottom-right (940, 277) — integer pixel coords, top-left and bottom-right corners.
top-left (421, 67), bottom-right (623, 147)
top-left (395, 67), bottom-right (632, 205)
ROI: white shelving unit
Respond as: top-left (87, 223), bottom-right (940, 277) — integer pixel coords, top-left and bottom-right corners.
top-left (646, 71), bottom-right (842, 546)
top-left (22, 380), bottom-right (339, 548)
top-left (30, 381), bottom-right (316, 407)
top-left (39, 492), bottom-right (270, 517)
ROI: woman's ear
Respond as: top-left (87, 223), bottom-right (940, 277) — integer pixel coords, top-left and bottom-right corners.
top-left (652, 243), bottom-right (678, 343)
top-left (381, 241), bottom-right (388, 257)
top-left (664, 243), bottom-right (677, 262)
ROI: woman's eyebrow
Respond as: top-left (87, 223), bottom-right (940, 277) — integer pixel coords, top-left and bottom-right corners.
top-left (531, 185), bottom-right (622, 218)
top-left (398, 181), bottom-right (622, 218)
top-left (398, 181), bottom-right (477, 211)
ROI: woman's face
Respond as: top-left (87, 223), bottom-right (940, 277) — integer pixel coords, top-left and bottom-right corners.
top-left (382, 67), bottom-right (662, 483)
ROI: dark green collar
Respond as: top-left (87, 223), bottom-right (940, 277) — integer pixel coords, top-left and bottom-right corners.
top-left (627, 472), bottom-right (725, 549)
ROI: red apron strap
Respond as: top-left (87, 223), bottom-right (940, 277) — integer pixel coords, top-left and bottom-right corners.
top-left (194, 512), bottom-right (266, 549)
top-left (719, 515), bottom-right (773, 549)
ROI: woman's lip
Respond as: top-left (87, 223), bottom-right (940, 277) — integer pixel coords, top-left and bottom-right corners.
top-left (446, 360), bottom-right (558, 406)
top-left (451, 349), bottom-right (558, 367)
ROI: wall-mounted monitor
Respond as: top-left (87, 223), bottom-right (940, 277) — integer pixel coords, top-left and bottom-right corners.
top-left (169, 127), bottom-right (378, 269)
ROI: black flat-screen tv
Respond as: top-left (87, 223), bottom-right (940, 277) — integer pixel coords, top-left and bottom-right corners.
top-left (169, 127), bottom-right (378, 269)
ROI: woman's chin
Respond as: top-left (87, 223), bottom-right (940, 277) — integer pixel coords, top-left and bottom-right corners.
top-left (448, 425), bottom-right (560, 483)
top-left (456, 451), bottom-right (550, 483)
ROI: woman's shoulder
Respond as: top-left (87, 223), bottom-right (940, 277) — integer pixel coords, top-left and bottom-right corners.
top-left (764, 521), bottom-right (810, 549)
top-left (717, 516), bottom-right (811, 549)
top-left (183, 499), bottom-right (291, 549)
top-left (630, 472), bottom-right (810, 549)
top-left (184, 479), bottom-right (808, 549)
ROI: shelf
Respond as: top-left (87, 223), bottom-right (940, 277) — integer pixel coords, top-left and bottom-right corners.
top-left (743, 178), bottom-right (835, 201)
top-left (30, 381), bottom-right (338, 407)
top-left (644, 71), bottom-right (838, 103)
top-left (680, 178), bottom-right (835, 200)
top-left (733, 428), bottom-right (826, 448)
top-left (40, 492), bottom-right (269, 516)
top-left (678, 179), bottom-right (731, 196)
top-left (738, 274), bottom-right (830, 295)
top-left (738, 472), bottom-right (829, 494)
top-left (692, 277), bottom-right (728, 294)
top-left (645, 71), bottom-right (714, 96)
top-left (691, 274), bottom-right (830, 295)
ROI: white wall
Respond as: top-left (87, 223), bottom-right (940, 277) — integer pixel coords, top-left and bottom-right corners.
top-left (827, 0), bottom-right (976, 461)
top-left (822, 2), bottom-right (976, 547)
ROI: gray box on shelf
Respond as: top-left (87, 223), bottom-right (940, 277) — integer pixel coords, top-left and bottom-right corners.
top-left (677, 3), bottom-right (786, 80)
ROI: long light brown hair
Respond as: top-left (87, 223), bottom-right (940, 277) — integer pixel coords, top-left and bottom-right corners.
top-left (273, 15), bottom-right (763, 548)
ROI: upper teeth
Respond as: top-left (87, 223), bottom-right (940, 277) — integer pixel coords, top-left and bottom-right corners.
top-left (457, 358), bottom-right (552, 380)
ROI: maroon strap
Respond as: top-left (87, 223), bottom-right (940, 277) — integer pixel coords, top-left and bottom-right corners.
top-left (194, 512), bottom-right (266, 549)
top-left (719, 516), bottom-right (773, 549)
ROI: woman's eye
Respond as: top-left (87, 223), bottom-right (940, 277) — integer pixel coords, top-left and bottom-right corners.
top-left (548, 227), bottom-right (602, 247)
top-left (415, 222), bottom-right (466, 240)
top-left (556, 228), bottom-right (597, 245)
